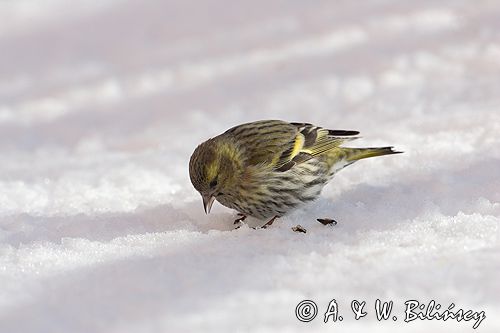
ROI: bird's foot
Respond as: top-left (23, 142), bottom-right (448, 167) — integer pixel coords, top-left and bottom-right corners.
top-left (234, 213), bottom-right (247, 225)
top-left (233, 213), bottom-right (247, 230)
top-left (261, 216), bottom-right (278, 229)
top-left (317, 218), bottom-right (337, 226)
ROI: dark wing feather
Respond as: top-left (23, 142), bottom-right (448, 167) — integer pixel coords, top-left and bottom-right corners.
top-left (225, 120), bottom-right (359, 171)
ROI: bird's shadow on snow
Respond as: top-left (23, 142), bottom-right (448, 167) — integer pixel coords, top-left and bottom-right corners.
top-left (319, 156), bottom-right (499, 232)
top-left (0, 200), bottom-right (255, 246)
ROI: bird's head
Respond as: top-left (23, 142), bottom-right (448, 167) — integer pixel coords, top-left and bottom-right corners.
top-left (189, 137), bottom-right (242, 214)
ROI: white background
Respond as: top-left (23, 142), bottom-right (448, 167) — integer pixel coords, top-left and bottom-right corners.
top-left (0, 1), bottom-right (499, 332)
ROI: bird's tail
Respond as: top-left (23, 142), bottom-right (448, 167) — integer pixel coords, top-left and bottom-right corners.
top-left (344, 146), bottom-right (402, 162)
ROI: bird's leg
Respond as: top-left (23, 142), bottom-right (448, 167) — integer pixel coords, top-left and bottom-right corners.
top-left (261, 216), bottom-right (278, 229)
top-left (234, 213), bottom-right (247, 225)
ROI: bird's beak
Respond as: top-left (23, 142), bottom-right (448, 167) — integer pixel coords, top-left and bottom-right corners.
top-left (202, 194), bottom-right (216, 214)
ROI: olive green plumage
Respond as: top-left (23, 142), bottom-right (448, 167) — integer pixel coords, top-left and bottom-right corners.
top-left (189, 120), bottom-right (401, 220)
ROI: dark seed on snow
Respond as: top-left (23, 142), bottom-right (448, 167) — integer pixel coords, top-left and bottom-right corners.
top-left (317, 218), bottom-right (337, 226)
top-left (292, 225), bottom-right (307, 233)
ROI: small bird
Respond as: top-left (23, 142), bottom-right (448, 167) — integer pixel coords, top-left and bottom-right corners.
top-left (189, 120), bottom-right (401, 228)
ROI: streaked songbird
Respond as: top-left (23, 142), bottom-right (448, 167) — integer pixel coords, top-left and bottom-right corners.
top-left (189, 120), bottom-right (401, 228)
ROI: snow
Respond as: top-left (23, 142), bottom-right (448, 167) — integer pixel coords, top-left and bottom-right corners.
top-left (1, 0), bottom-right (499, 332)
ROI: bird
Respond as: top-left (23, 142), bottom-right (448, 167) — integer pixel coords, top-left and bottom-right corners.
top-left (189, 120), bottom-right (401, 228)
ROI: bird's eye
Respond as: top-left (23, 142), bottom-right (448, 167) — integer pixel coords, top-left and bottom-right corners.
top-left (209, 178), bottom-right (218, 188)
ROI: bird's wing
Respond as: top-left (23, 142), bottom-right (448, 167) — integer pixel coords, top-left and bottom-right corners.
top-left (275, 122), bottom-right (360, 171)
top-left (225, 120), bottom-right (359, 172)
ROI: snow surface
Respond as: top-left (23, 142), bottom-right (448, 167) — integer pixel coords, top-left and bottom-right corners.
top-left (1, 1), bottom-right (499, 332)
